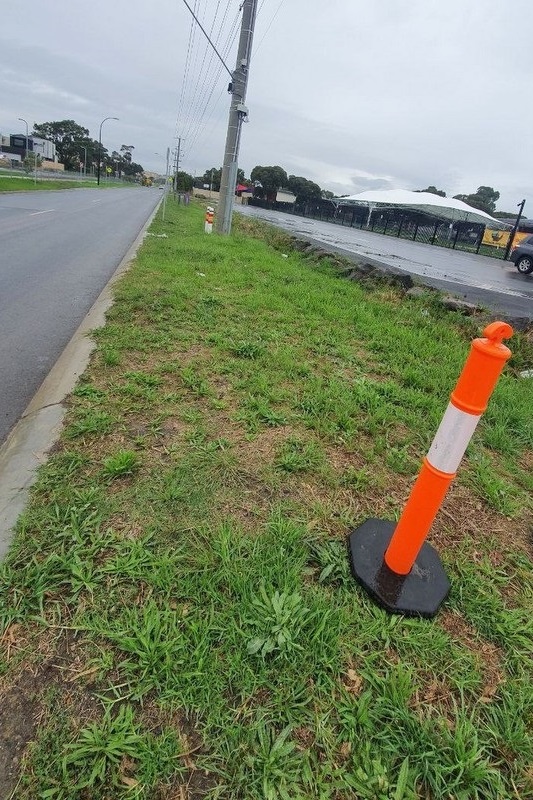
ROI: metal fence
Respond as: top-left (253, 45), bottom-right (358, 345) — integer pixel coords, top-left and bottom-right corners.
top-left (247, 199), bottom-right (508, 261)
top-left (0, 165), bottom-right (133, 184)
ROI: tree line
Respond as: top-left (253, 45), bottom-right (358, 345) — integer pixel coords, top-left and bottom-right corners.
top-left (31, 120), bottom-right (144, 177)
top-left (190, 170), bottom-right (503, 216)
top-left (193, 165), bottom-right (334, 204)
top-left (416, 185), bottom-right (501, 216)
top-left (26, 123), bottom-right (506, 213)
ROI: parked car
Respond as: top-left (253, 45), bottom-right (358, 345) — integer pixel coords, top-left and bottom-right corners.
top-left (510, 235), bottom-right (533, 274)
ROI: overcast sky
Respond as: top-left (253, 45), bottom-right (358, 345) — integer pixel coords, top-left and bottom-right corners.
top-left (1, 0), bottom-right (531, 211)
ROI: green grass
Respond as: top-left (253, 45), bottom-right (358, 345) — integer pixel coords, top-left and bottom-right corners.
top-left (0, 176), bottom-right (128, 192)
top-left (0, 199), bottom-right (532, 799)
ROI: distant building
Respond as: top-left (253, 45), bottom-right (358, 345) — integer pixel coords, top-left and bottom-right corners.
top-left (2, 134), bottom-right (61, 168)
top-left (276, 189), bottom-right (296, 205)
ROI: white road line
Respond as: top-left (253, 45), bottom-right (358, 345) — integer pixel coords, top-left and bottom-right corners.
top-left (29, 209), bottom-right (55, 216)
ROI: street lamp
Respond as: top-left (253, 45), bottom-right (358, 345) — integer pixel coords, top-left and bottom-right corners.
top-left (81, 145), bottom-right (87, 178)
top-left (33, 141), bottom-right (44, 185)
top-left (73, 142), bottom-right (88, 178)
top-left (18, 117), bottom-right (29, 161)
top-left (97, 116), bottom-right (119, 186)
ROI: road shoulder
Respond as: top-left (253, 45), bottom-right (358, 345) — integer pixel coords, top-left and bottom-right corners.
top-left (0, 198), bottom-right (162, 558)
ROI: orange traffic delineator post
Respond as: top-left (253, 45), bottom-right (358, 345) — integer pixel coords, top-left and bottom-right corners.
top-left (204, 206), bottom-right (215, 234)
top-left (348, 321), bottom-right (513, 617)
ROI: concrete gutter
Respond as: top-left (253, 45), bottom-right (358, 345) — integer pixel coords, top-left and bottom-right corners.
top-left (0, 198), bottom-right (162, 559)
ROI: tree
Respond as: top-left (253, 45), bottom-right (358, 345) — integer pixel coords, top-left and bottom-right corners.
top-left (250, 165), bottom-right (288, 201)
top-left (108, 148), bottom-right (140, 178)
top-left (120, 145), bottom-right (134, 163)
top-left (123, 161), bottom-right (143, 177)
top-left (287, 175), bottom-right (322, 204)
top-left (23, 152), bottom-right (42, 173)
top-left (416, 185), bottom-right (446, 197)
top-left (175, 171), bottom-right (194, 191)
top-left (72, 138), bottom-right (100, 174)
top-left (110, 150), bottom-right (122, 176)
top-left (32, 120), bottom-right (90, 170)
top-left (453, 186), bottom-right (500, 215)
top-left (32, 120), bottom-right (144, 175)
top-left (201, 167), bottom-right (222, 191)
top-left (322, 190), bottom-right (334, 199)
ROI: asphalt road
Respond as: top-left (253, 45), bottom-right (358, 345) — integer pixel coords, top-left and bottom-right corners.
top-left (0, 187), bottom-right (161, 444)
top-left (236, 206), bottom-right (533, 319)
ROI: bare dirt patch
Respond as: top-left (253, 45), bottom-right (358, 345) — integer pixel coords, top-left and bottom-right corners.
top-left (0, 631), bottom-right (100, 800)
top-left (439, 610), bottom-right (506, 703)
top-left (430, 481), bottom-right (532, 558)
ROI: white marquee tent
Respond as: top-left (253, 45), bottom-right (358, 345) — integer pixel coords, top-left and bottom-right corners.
top-left (333, 189), bottom-right (509, 229)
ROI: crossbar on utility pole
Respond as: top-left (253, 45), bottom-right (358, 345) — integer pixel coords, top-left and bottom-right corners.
top-left (216, 0), bottom-right (258, 235)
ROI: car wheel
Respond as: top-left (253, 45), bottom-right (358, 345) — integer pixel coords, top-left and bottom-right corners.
top-left (516, 256), bottom-right (533, 274)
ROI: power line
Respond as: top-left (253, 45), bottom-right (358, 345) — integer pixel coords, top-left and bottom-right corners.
top-left (176, 0), bottom-right (200, 136)
top-left (179, 0), bottom-right (211, 142)
top-left (180, 0), bottom-right (233, 79)
top-left (180, 2), bottom-right (237, 146)
top-left (254, 0), bottom-right (285, 54)
top-left (182, 6), bottom-right (241, 161)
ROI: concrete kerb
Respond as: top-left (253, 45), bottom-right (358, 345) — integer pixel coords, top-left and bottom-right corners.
top-left (0, 197), bottom-right (163, 560)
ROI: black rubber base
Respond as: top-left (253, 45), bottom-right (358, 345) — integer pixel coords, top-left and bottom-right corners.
top-left (347, 518), bottom-right (450, 618)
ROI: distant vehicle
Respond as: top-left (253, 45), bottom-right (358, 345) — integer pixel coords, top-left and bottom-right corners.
top-left (510, 235), bottom-right (533, 274)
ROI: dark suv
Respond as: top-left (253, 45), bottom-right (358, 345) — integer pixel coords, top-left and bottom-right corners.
top-left (510, 235), bottom-right (533, 274)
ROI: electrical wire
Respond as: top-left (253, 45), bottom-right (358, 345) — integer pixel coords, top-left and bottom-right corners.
top-left (180, 0), bottom-right (233, 78)
top-left (184, 31), bottom-right (239, 160)
top-left (180, 1), bottom-right (236, 145)
top-left (175, 0), bottom-right (200, 137)
top-left (179, 0), bottom-right (211, 143)
top-left (175, 0), bottom-right (260, 176)
top-left (254, 0), bottom-right (285, 54)
top-left (186, 0), bottom-right (222, 115)
top-left (182, 5), bottom-right (241, 161)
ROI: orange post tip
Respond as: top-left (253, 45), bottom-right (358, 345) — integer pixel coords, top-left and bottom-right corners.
top-left (482, 321), bottom-right (514, 345)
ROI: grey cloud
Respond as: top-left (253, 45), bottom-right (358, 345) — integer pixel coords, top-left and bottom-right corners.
top-left (1, 0), bottom-right (531, 210)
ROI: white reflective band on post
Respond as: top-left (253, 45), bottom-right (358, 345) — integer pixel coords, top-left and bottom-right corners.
top-left (427, 402), bottom-right (481, 474)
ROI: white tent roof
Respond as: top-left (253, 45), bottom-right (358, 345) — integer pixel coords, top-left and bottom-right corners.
top-left (333, 189), bottom-right (509, 228)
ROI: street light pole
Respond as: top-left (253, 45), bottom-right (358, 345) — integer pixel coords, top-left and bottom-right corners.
top-left (74, 143), bottom-right (88, 178)
top-left (97, 116), bottom-right (119, 186)
top-left (33, 141), bottom-right (43, 185)
top-left (18, 117), bottom-right (29, 162)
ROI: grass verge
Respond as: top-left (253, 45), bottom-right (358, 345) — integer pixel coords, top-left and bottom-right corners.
top-left (0, 199), bottom-right (532, 799)
top-left (0, 177), bottom-right (125, 192)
